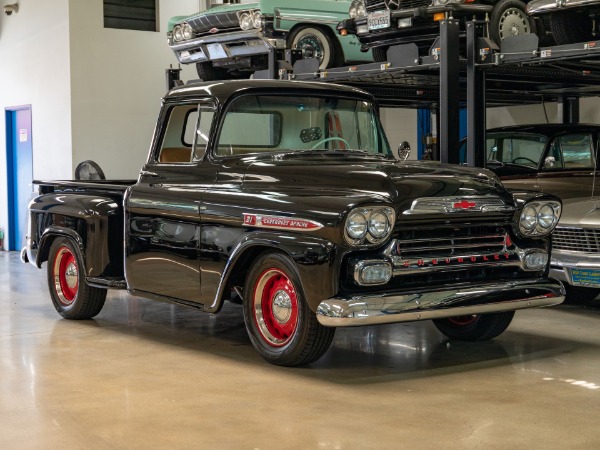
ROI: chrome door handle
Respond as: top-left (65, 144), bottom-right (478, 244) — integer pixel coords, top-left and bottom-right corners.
top-left (140, 170), bottom-right (158, 177)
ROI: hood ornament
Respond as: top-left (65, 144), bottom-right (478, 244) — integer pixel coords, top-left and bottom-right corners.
top-left (385, 0), bottom-right (401, 10)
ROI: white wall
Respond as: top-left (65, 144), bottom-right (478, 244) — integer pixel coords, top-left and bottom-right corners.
top-left (68, 0), bottom-right (199, 179)
top-left (0, 0), bottom-right (72, 250)
top-left (380, 108), bottom-right (418, 160)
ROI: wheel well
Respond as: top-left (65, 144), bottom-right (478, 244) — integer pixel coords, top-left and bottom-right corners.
top-left (287, 23), bottom-right (345, 64)
top-left (223, 245), bottom-right (288, 302)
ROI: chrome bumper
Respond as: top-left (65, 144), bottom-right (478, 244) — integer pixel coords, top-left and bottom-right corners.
top-left (549, 249), bottom-right (600, 285)
top-left (168, 30), bottom-right (282, 65)
top-left (316, 278), bottom-right (565, 327)
top-left (527, 0), bottom-right (600, 15)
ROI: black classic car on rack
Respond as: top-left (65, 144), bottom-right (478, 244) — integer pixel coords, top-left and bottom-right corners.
top-left (473, 124), bottom-right (600, 303)
top-left (23, 80), bottom-right (565, 366)
top-left (337, 0), bottom-right (540, 60)
top-left (526, 0), bottom-right (600, 45)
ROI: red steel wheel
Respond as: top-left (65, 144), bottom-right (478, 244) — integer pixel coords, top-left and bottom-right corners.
top-left (447, 315), bottom-right (479, 326)
top-left (252, 268), bottom-right (299, 347)
top-left (433, 311), bottom-right (515, 341)
top-left (53, 246), bottom-right (79, 305)
top-left (47, 237), bottom-right (107, 319)
top-left (243, 252), bottom-right (335, 366)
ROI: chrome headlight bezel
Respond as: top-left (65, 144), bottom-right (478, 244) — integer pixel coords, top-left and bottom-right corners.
top-left (349, 1), bottom-right (358, 18)
top-left (182, 22), bottom-right (193, 40)
top-left (356, 1), bottom-right (367, 17)
top-left (252, 10), bottom-right (262, 29)
top-left (518, 200), bottom-right (561, 237)
top-left (345, 206), bottom-right (396, 246)
top-left (173, 24), bottom-right (184, 42)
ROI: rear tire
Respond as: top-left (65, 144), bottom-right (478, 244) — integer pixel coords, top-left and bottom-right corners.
top-left (47, 237), bottom-right (107, 319)
top-left (550, 11), bottom-right (595, 45)
top-left (372, 46), bottom-right (389, 63)
top-left (433, 311), bottom-right (515, 341)
top-left (243, 252), bottom-right (335, 366)
top-left (489, 0), bottom-right (536, 45)
top-left (288, 26), bottom-right (337, 70)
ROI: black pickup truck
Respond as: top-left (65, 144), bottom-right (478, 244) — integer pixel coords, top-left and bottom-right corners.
top-left (23, 79), bottom-right (565, 366)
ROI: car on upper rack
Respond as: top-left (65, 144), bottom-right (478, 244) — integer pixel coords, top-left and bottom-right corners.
top-left (168, 0), bottom-right (372, 81)
top-left (337, 0), bottom-right (545, 61)
top-left (526, 0), bottom-right (600, 45)
top-left (463, 124), bottom-right (600, 303)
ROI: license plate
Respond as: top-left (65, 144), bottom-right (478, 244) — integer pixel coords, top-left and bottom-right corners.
top-left (368, 10), bottom-right (390, 31)
top-left (206, 43), bottom-right (227, 60)
top-left (570, 268), bottom-right (600, 288)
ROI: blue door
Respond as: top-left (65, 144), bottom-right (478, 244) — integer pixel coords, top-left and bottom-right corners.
top-left (5, 106), bottom-right (33, 251)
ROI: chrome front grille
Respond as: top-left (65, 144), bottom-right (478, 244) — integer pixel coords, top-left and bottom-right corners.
top-left (394, 226), bottom-right (508, 259)
top-left (188, 11), bottom-right (241, 35)
top-left (365, 0), bottom-right (431, 12)
top-left (553, 227), bottom-right (600, 253)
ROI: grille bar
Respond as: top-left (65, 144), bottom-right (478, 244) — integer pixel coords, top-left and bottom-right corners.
top-left (188, 11), bottom-right (241, 35)
top-left (553, 227), bottom-right (600, 252)
top-left (365, 0), bottom-right (432, 13)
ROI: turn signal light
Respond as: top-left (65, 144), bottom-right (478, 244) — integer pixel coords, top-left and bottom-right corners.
top-left (433, 13), bottom-right (445, 21)
top-left (340, 28), bottom-right (348, 36)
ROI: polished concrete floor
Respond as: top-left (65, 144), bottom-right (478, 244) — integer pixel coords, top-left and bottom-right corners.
top-left (2, 251), bottom-right (600, 449)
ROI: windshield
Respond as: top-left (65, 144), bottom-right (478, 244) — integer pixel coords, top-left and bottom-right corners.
top-left (486, 132), bottom-right (547, 167)
top-left (215, 94), bottom-right (392, 157)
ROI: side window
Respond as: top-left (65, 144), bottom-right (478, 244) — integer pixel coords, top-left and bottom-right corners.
top-left (157, 105), bottom-right (197, 164)
top-left (546, 133), bottom-right (594, 170)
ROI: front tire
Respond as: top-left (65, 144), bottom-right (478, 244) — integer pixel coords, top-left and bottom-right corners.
top-left (47, 237), bottom-right (107, 319)
top-left (433, 311), bottom-right (515, 341)
top-left (195, 62), bottom-right (229, 81)
top-left (489, 0), bottom-right (536, 45)
top-left (243, 252), bottom-right (335, 366)
top-left (288, 26), bottom-right (337, 70)
top-left (550, 11), bottom-right (595, 45)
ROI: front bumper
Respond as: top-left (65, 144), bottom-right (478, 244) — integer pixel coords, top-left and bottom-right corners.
top-left (316, 278), bottom-right (564, 327)
top-left (168, 30), bottom-right (283, 65)
top-left (527, 0), bottom-right (600, 15)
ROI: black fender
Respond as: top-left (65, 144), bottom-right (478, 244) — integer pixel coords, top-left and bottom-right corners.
top-left (205, 230), bottom-right (338, 314)
top-left (28, 193), bottom-right (124, 277)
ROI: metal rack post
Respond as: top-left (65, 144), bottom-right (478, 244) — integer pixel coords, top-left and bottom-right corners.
top-left (439, 19), bottom-right (460, 164)
top-left (466, 21), bottom-right (486, 168)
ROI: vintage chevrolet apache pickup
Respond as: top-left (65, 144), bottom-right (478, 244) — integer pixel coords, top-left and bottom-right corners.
top-left (23, 80), bottom-right (565, 366)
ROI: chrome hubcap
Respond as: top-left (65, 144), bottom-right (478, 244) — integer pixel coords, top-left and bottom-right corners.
top-left (272, 291), bottom-right (292, 324)
top-left (65, 263), bottom-right (78, 289)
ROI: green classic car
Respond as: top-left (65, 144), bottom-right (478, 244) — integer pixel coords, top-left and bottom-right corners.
top-left (168, 0), bottom-right (371, 80)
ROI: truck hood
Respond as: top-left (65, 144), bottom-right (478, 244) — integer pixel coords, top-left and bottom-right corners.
top-left (242, 155), bottom-right (513, 213)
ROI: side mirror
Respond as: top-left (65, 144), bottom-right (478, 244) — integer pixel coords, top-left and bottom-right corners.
top-left (544, 156), bottom-right (556, 168)
top-left (398, 141), bottom-right (411, 161)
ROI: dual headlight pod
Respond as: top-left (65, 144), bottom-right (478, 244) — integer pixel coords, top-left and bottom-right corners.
top-left (173, 22), bottom-right (193, 42)
top-left (345, 206), bottom-right (396, 246)
top-left (238, 9), bottom-right (262, 30)
top-left (518, 201), bottom-right (561, 236)
top-left (349, 0), bottom-right (367, 19)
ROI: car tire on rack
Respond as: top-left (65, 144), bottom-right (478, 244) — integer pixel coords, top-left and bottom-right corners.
top-left (47, 237), bottom-right (107, 320)
top-left (489, 0), bottom-right (536, 45)
top-left (243, 252), bottom-right (335, 366)
top-left (195, 62), bottom-right (229, 82)
top-left (550, 10), bottom-right (595, 46)
top-left (372, 46), bottom-right (389, 63)
top-left (288, 26), bottom-right (338, 70)
top-left (432, 311), bottom-right (515, 341)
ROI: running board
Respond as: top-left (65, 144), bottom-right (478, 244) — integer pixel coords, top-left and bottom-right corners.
top-left (86, 277), bottom-right (127, 289)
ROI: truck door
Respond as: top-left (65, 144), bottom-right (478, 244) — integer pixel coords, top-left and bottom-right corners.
top-left (125, 99), bottom-right (216, 304)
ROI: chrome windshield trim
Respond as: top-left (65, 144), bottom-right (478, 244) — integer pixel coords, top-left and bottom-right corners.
top-left (316, 278), bottom-right (565, 327)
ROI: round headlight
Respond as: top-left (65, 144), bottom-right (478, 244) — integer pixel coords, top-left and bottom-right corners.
top-left (239, 12), bottom-right (253, 30)
top-left (537, 204), bottom-right (556, 229)
top-left (182, 23), bottom-right (193, 40)
top-left (252, 10), bottom-right (262, 29)
top-left (347, 212), bottom-right (368, 240)
top-left (520, 205), bottom-right (537, 232)
top-left (368, 211), bottom-right (390, 238)
top-left (349, 2), bottom-right (358, 18)
top-left (356, 2), bottom-right (367, 17)
top-left (173, 25), bottom-right (184, 42)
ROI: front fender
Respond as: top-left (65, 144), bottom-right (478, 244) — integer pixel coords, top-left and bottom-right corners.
top-left (206, 230), bottom-right (337, 313)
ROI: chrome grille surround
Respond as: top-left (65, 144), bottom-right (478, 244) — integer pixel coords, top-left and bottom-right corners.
top-left (384, 226), bottom-right (522, 274)
top-left (553, 227), bottom-right (600, 253)
top-left (404, 195), bottom-right (513, 215)
top-left (187, 11), bottom-right (241, 36)
top-left (366, 0), bottom-right (432, 12)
